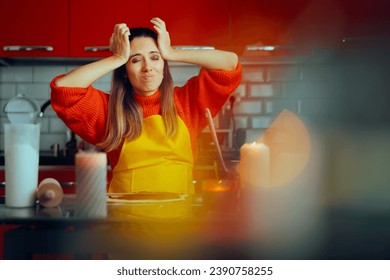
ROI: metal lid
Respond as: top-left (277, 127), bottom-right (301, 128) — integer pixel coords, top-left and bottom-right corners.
top-left (3, 94), bottom-right (40, 124)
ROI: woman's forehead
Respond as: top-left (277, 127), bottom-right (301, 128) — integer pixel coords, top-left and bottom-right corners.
top-left (131, 37), bottom-right (159, 54)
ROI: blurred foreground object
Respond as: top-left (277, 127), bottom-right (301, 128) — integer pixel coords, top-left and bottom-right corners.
top-left (259, 109), bottom-right (311, 187)
top-left (239, 109), bottom-right (324, 258)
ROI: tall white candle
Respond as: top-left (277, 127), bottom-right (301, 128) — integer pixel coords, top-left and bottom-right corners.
top-left (75, 151), bottom-right (107, 218)
top-left (238, 141), bottom-right (270, 249)
top-left (238, 137), bottom-right (324, 259)
top-left (239, 142), bottom-right (270, 188)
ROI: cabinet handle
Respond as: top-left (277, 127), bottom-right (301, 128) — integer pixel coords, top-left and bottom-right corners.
top-left (59, 181), bottom-right (75, 187)
top-left (3, 46), bottom-right (53, 51)
top-left (85, 45), bottom-right (215, 52)
top-left (173, 45), bottom-right (215, 50)
top-left (246, 45), bottom-right (295, 51)
top-left (84, 46), bottom-right (110, 52)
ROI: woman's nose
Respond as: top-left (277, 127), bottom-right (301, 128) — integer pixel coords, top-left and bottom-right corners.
top-left (142, 59), bottom-right (152, 71)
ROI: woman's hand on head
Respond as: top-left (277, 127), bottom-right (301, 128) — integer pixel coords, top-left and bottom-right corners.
top-left (151, 17), bottom-right (175, 60)
top-left (110, 23), bottom-right (131, 63)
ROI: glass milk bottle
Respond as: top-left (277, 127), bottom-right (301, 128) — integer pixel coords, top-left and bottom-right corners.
top-left (3, 94), bottom-right (40, 207)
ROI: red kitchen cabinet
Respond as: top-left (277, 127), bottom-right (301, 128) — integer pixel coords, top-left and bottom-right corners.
top-left (69, 0), bottom-right (151, 58)
top-left (292, 0), bottom-right (348, 49)
top-left (0, 0), bottom-right (69, 58)
top-left (150, 0), bottom-right (231, 51)
top-left (337, 0), bottom-right (390, 48)
top-left (231, 0), bottom-right (390, 55)
top-left (231, 0), bottom-right (315, 56)
top-left (1, 0), bottom-right (389, 59)
top-left (287, 0), bottom-right (390, 50)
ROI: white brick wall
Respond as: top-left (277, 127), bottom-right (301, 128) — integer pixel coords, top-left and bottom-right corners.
top-left (1, 48), bottom-right (390, 152)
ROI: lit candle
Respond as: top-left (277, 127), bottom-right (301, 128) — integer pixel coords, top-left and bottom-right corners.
top-left (238, 138), bottom-right (323, 259)
top-left (238, 142), bottom-right (270, 188)
top-left (75, 151), bottom-right (107, 218)
top-left (238, 141), bottom-right (270, 246)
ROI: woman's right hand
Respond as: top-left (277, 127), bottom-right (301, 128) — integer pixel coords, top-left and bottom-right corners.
top-left (110, 23), bottom-right (131, 62)
top-left (54, 23), bottom-right (131, 87)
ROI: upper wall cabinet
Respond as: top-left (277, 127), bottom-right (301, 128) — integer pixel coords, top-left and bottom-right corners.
top-left (150, 0), bottom-right (230, 51)
top-left (231, 0), bottom-right (390, 56)
top-left (231, 0), bottom-right (315, 56)
top-left (69, 0), bottom-right (151, 58)
top-left (0, 0), bottom-right (69, 58)
top-left (278, 0), bottom-right (345, 50)
top-left (336, 0), bottom-right (390, 47)
top-left (295, 0), bottom-right (390, 49)
top-left (1, 0), bottom-right (388, 59)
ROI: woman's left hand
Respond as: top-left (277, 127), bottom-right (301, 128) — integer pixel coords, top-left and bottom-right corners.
top-left (151, 17), bottom-right (174, 60)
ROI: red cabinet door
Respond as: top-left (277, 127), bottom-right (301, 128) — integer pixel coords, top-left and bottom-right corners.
top-left (231, 0), bottom-right (313, 56)
top-left (150, 0), bottom-right (231, 51)
top-left (295, 0), bottom-right (347, 50)
top-left (337, 0), bottom-right (390, 48)
top-left (69, 0), bottom-right (151, 58)
top-left (0, 0), bottom-right (69, 58)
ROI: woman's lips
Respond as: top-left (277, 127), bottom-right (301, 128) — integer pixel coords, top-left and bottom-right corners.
top-left (141, 75), bottom-right (154, 81)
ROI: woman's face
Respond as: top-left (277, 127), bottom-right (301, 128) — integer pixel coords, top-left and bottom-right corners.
top-left (125, 37), bottom-right (164, 96)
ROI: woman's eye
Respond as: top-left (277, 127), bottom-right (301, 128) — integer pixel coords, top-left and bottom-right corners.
top-left (131, 58), bottom-right (140, 63)
top-left (151, 55), bottom-right (160, 60)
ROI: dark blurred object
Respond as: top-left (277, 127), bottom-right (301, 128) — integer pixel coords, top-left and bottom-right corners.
top-left (50, 143), bottom-right (60, 157)
top-left (234, 128), bottom-right (246, 150)
top-left (219, 95), bottom-right (236, 131)
top-left (65, 131), bottom-right (77, 158)
top-left (201, 179), bottom-right (239, 213)
top-left (229, 95), bottom-right (236, 135)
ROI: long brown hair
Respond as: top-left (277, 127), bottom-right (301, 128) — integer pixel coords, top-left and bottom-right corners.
top-left (98, 27), bottom-right (177, 152)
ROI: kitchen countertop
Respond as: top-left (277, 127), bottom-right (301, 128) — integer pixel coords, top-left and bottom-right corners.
top-left (0, 193), bottom-right (246, 259)
top-left (1, 194), bottom-right (390, 260)
top-left (0, 149), bottom-right (240, 167)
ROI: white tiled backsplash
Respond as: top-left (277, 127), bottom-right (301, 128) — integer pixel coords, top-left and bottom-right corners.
top-left (1, 48), bottom-right (390, 153)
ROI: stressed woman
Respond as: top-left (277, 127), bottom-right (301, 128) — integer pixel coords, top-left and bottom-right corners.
top-left (50, 18), bottom-right (242, 194)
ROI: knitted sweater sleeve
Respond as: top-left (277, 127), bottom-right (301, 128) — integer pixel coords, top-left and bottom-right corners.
top-left (174, 62), bottom-right (242, 136)
top-left (50, 75), bottom-right (109, 145)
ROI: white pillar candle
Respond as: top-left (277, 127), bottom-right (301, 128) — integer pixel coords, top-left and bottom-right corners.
top-left (239, 138), bottom-right (324, 259)
top-left (239, 142), bottom-right (270, 188)
top-left (75, 151), bottom-right (107, 218)
top-left (238, 141), bottom-right (270, 249)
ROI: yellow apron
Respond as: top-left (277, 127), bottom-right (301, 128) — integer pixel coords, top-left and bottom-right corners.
top-left (108, 115), bottom-right (194, 194)
top-left (107, 115), bottom-right (196, 259)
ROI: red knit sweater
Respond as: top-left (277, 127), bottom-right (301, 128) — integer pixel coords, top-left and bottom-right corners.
top-left (50, 63), bottom-right (242, 169)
